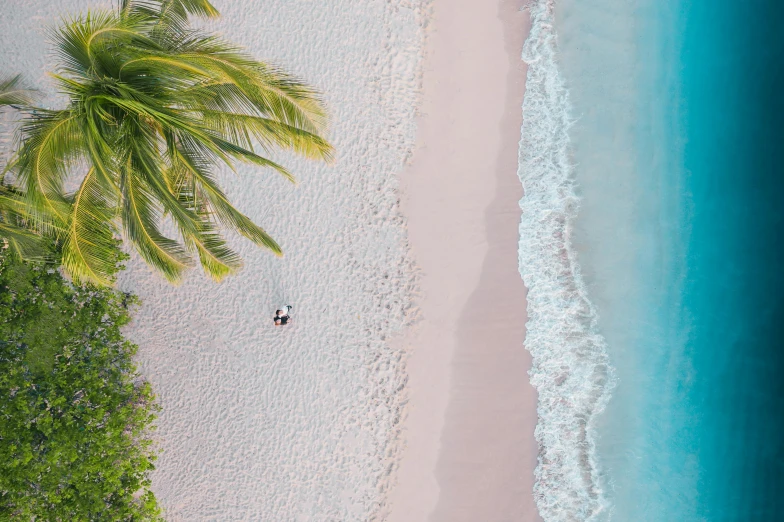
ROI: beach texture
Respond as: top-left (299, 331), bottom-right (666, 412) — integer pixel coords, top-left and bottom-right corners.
top-left (389, 0), bottom-right (539, 521)
top-left (1, 0), bottom-right (426, 519)
top-left (120, 2), bottom-right (427, 520)
top-left (0, 0), bottom-right (550, 520)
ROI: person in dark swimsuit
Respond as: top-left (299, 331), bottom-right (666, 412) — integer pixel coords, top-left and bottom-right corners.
top-left (274, 305), bottom-right (292, 326)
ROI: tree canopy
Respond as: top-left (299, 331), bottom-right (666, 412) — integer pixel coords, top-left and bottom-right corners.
top-left (14, 0), bottom-right (333, 286)
top-left (0, 254), bottom-right (161, 520)
top-left (0, 75), bottom-right (49, 261)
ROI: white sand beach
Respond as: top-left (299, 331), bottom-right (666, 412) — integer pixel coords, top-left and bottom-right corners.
top-left (389, 1), bottom-right (539, 521)
top-left (0, 0), bottom-right (540, 520)
top-left (120, 2), bottom-right (426, 519)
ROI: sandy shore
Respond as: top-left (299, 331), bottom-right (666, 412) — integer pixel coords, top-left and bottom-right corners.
top-left (0, 0), bottom-right (539, 519)
top-left (389, 1), bottom-right (540, 521)
top-left (0, 1), bottom-right (426, 519)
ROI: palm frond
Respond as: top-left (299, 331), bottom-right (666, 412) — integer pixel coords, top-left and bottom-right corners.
top-left (125, 0), bottom-right (219, 21)
top-left (175, 51), bottom-right (329, 134)
top-left (181, 215), bottom-right (242, 281)
top-left (0, 79), bottom-right (49, 259)
top-left (61, 168), bottom-right (119, 285)
top-left (157, 0), bottom-right (219, 24)
top-left (15, 110), bottom-right (83, 223)
top-left (0, 222), bottom-right (47, 260)
top-left (170, 142), bottom-right (282, 254)
top-left (9, 2), bottom-right (331, 284)
top-left (52, 10), bottom-right (155, 79)
top-left (121, 165), bottom-right (192, 282)
top-left (163, 155), bottom-right (242, 279)
top-left (125, 0), bottom-right (218, 42)
top-left (0, 75), bottom-right (34, 107)
top-left (199, 110), bottom-right (333, 160)
top-left (0, 186), bottom-right (49, 260)
top-left (0, 188), bottom-right (64, 236)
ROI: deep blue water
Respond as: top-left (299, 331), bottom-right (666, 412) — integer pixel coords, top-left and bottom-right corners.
top-left (673, 0), bottom-right (784, 518)
top-left (556, 0), bottom-right (784, 519)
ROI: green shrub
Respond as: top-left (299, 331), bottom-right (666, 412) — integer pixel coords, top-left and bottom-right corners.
top-left (0, 255), bottom-right (162, 521)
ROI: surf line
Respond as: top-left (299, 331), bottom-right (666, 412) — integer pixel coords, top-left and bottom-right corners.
top-left (517, 1), bottom-right (617, 520)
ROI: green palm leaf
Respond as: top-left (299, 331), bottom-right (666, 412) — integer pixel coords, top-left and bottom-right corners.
top-left (121, 163), bottom-right (192, 282)
top-left (0, 75), bottom-right (33, 106)
top-left (199, 110), bottom-right (333, 160)
top-left (169, 139), bottom-right (282, 253)
top-left (0, 75), bottom-right (49, 260)
top-left (0, 186), bottom-right (47, 260)
top-left (15, 110), bottom-right (84, 223)
top-left (61, 168), bottom-right (119, 285)
top-left (182, 217), bottom-right (242, 281)
top-left (12, 1), bottom-right (332, 285)
top-left (0, 222), bottom-right (45, 259)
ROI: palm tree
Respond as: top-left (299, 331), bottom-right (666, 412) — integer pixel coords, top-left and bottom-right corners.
top-left (0, 75), bottom-right (48, 260)
top-left (14, 0), bottom-right (333, 286)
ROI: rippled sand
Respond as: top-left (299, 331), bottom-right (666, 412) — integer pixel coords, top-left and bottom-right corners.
top-left (1, 0), bottom-right (425, 519)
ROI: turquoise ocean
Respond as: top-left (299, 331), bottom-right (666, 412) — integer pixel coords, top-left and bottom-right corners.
top-left (518, 0), bottom-right (784, 520)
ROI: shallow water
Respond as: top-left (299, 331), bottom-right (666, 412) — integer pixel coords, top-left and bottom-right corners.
top-left (520, 0), bottom-right (784, 519)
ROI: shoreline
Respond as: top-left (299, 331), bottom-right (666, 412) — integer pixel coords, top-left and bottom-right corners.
top-left (389, 1), bottom-right (539, 520)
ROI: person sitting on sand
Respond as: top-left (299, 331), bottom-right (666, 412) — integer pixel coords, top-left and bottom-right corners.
top-left (274, 305), bottom-right (292, 326)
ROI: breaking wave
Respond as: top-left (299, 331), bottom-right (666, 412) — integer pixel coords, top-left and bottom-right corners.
top-left (517, 1), bottom-right (616, 520)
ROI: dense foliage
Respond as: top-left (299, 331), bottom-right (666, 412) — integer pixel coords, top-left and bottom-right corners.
top-left (0, 75), bottom-right (47, 261)
top-left (14, 0), bottom-right (332, 286)
top-left (0, 254), bottom-right (161, 521)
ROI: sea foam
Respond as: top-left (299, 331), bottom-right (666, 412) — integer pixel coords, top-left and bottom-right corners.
top-left (517, 1), bottom-right (616, 520)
